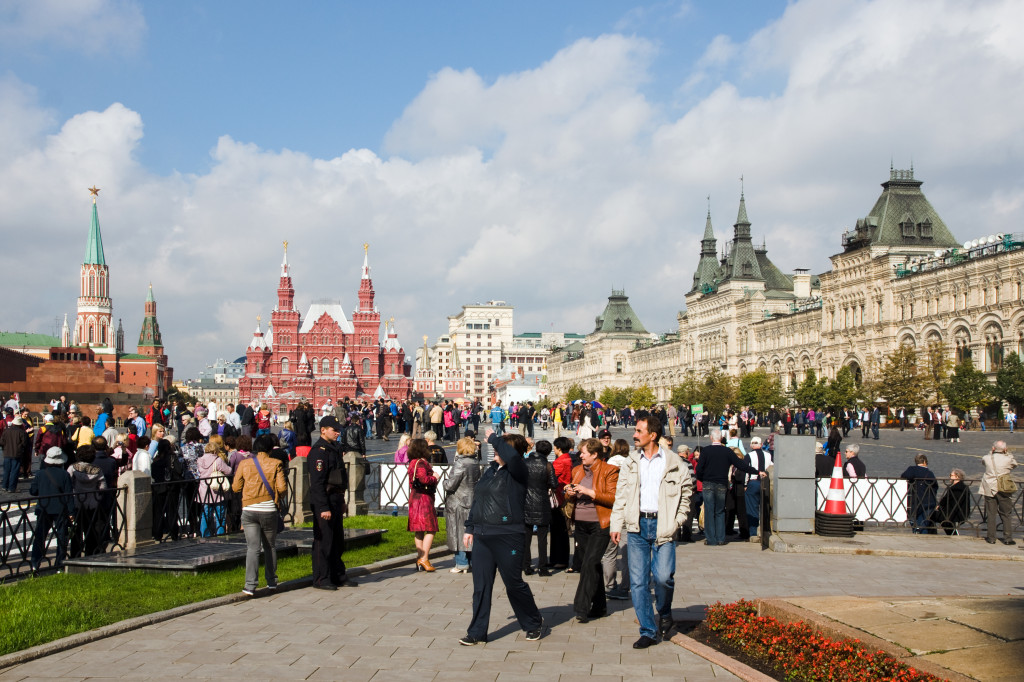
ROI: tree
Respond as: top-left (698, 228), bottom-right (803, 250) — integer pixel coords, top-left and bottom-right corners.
top-left (165, 385), bottom-right (197, 406)
top-left (736, 368), bottom-right (785, 412)
top-left (630, 384), bottom-right (657, 409)
top-left (942, 358), bottom-right (992, 413)
top-left (564, 383), bottom-right (595, 403)
top-left (829, 366), bottom-right (860, 410)
top-left (793, 369), bottom-right (830, 409)
top-left (598, 387), bottom-right (630, 411)
top-left (669, 373), bottom-right (704, 408)
top-left (878, 344), bottom-right (927, 410)
top-left (922, 340), bottom-right (954, 405)
top-left (701, 367), bottom-right (736, 418)
top-left (995, 352), bottom-right (1024, 411)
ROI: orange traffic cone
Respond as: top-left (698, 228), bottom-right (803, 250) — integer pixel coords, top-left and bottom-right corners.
top-left (822, 451), bottom-right (848, 515)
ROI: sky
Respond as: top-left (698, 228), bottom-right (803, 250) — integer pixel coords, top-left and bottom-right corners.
top-left (1, 0), bottom-right (1022, 379)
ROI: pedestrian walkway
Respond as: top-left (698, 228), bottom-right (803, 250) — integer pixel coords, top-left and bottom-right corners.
top-left (2, 539), bottom-right (1022, 681)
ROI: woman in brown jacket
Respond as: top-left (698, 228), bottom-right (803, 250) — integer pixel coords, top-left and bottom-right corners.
top-left (231, 434), bottom-right (287, 595)
top-left (564, 437), bottom-right (618, 623)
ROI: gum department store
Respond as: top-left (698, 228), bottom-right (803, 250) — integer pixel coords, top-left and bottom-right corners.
top-left (546, 168), bottom-right (1024, 401)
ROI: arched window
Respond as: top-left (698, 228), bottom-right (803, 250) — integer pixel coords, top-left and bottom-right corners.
top-left (88, 325), bottom-right (94, 343)
top-left (281, 357), bottom-right (289, 374)
top-left (89, 276), bottom-right (95, 297)
top-left (311, 358), bottom-right (318, 374)
top-left (334, 358), bottom-right (340, 374)
top-left (362, 358), bottom-right (371, 375)
top-left (100, 322), bottom-right (106, 345)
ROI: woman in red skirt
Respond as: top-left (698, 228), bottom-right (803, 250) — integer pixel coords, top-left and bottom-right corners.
top-left (408, 438), bottom-right (440, 571)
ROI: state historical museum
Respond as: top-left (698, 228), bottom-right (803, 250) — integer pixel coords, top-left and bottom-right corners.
top-left (238, 244), bottom-right (412, 411)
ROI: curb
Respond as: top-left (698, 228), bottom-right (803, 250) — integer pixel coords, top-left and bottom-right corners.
top-left (756, 599), bottom-right (973, 682)
top-left (0, 547), bottom-right (452, 672)
top-left (669, 631), bottom-right (777, 682)
top-left (770, 533), bottom-right (1024, 562)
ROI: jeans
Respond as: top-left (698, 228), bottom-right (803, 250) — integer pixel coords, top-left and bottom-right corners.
top-left (454, 549), bottom-right (471, 569)
top-left (702, 483), bottom-right (728, 545)
top-left (365, 420), bottom-right (374, 438)
top-left (3, 457), bottom-right (19, 491)
top-left (200, 502), bottom-right (227, 537)
top-left (241, 509), bottom-right (279, 591)
top-left (1009, 420), bottom-right (1015, 433)
top-left (626, 517), bottom-right (676, 639)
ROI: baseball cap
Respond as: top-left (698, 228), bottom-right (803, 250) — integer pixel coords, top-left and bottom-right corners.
top-left (598, 429), bottom-right (612, 439)
top-left (319, 415), bottom-right (342, 431)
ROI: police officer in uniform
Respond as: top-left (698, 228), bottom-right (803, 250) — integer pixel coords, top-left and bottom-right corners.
top-left (309, 415), bottom-right (356, 590)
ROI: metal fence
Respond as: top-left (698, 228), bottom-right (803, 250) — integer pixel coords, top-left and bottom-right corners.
top-left (151, 466), bottom-right (297, 542)
top-left (0, 486), bottom-right (127, 579)
top-left (364, 463), bottom-right (454, 513)
top-left (815, 477), bottom-right (1023, 535)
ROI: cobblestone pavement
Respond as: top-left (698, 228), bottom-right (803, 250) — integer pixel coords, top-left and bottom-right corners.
top-left (3, 540), bottom-right (1021, 681)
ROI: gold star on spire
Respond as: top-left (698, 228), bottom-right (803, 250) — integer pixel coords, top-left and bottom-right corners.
top-left (88, 186), bottom-right (100, 204)
top-left (256, 314), bottom-right (261, 323)
top-left (363, 242), bottom-right (369, 254)
top-left (283, 240), bottom-right (288, 252)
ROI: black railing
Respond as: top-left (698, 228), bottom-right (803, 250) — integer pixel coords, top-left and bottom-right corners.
top-left (0, 487), bottom-right (127, 579)
top-left (151, 467), bottom-right (297, 542)
top-left (363, 463), bottom-right (453, 513)
top-left (815, 476), bottom-right (1023, 536)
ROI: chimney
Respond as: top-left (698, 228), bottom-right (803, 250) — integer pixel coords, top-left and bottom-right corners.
top-left (793, 269), bottom-right (811, 299)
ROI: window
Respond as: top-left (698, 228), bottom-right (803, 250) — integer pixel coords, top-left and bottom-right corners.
top-left (616, 361), bottom-right (623, 374)
top-left (311, 358), bottom-right (318, 374)
top-left (334, 358), bottom-right (340, 374)
top-left (742, 262), bottom-right (752, 277)
top-left (88, 325), bottom-right (94, 343)
top-left (919, 220), bottom-right (933, 239)
top-left (281, 358), bottom-right (289, 374)
top-left (362, 358), bottom-right (371, 374)
top-left (901, 219), bottom-right (915, 237)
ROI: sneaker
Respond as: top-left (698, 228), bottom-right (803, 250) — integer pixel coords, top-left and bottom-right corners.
top-left (633, 635), bottom-right (658, 649)
top-left (537, 568), bottom-right (552, 577)
top-left (242, 589), bottom-right (255, 596)
top-left (525, 620), bottom-right (545, 641)
top-left (459, 635), bottom-right (486, 646)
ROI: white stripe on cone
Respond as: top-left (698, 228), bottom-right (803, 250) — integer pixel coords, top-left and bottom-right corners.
top-left (823, 451), bottom-right (848, 515)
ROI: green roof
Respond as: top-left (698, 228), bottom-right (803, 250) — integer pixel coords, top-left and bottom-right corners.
top-left (755, 249), bottom-right (794, 294)
top-left (844, 169), bottom-right (959, 251)
top-left (593, 291), bottom-right (648, 335)
top-left (119, 353), bottom-right (153, 360)
top-left (84, 201), bottom-right (106, 266)
top-left (0, 332), bottom-right (60, 347)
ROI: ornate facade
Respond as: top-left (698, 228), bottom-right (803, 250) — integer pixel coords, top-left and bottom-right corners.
top-left (547, 169), bottom-right (1024, 400)
top-left (238, 244), bottom-right (412, 411)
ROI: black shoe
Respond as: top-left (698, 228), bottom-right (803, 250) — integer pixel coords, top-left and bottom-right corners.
top-left (313, 583), bottom-right (337, 591)
top-left (523, 566), bottom-right (535, 575)
top-left (985, 538), bottom-right (997, 544)
top-left (333, 577), bottom-right (358, 586)
top-left (607, 588), bottom-right (630, 600)
top-left (575, 615), bottom-right (589, 624)
top-left (459, 635), bottom-right (486, 646)
top-left (633, 636), bottom-right (658, 649)
top-left (658, 617), bottom-right (674, 638)
top-left (588, 610), bottom-right (608, 619)
top-left (1002, 540), bottom-right (1016, 546)
top-left (525, 620), bottom-right (544, 641)
top-left (537, 568), bottom-right (552, 577)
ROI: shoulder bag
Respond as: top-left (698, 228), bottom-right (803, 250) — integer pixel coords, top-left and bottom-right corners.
top-left (996, 473), bottom-right (1018, 494)
top-left (410, 460), bottom-right (437, 495)
top-left (251, 455), bottom-right (286, 532)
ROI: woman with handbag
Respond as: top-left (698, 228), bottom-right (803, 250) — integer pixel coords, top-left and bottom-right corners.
top-left (197, 439), bottom-right (233, 537)
top-left (231, 434), bottom-right (287, 595)
top-left (980, 441), bottom-right (1018, 545)
top-left (407, 438), bottom-right (440, 571)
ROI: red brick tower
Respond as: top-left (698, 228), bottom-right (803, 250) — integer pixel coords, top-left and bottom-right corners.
top-left (351, 243), bottom-right (381, 394)
top-left (271, 241), bottom-right (301, 392)
top-left (75, 187), bottom-right (114, 352)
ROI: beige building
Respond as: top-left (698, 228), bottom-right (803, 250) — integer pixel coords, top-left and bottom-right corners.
top-left (548, 168), bottom-right (1024, 402)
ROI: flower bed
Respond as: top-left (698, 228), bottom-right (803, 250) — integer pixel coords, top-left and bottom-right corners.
top-left (703, 600), bottom-right (943, 682)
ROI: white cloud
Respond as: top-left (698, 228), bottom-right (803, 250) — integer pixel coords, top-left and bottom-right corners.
top-left (1, 0), bottom-right (1023, 378)
top-left (0, 0), bottom-right (145, 54)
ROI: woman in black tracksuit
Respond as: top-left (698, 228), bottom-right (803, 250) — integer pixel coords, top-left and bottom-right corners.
top-left (460, 431), bottom-right (544, 645)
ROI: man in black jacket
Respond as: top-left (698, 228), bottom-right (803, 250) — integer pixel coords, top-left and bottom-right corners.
top-left (695, 428), bottom-right (764, 546)
top-left (460, 431), bottom-right (544, 645)
top-left (30, 447), bottom-right (74, 572)
top-left (308, 416), bottom-right (355, 589)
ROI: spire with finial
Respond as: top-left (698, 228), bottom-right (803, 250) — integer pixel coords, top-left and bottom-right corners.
top-left (61, 313), bottom-right (70, 346)
top-left (281, 240), bottom-right (290, 276)
top-left (84, 187), bottom-right (106, 265)
top-left (361, 242), bottom-right (370, 279)
top-left (735, 175), bottom-right (750, 227)
top-left (146, 282), bottom-right (154, 302)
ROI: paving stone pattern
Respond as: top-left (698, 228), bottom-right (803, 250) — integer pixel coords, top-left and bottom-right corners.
top-left (3, 539), bottom-right (1023, 681)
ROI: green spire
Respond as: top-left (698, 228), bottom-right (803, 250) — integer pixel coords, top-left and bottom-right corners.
top-left (146, 283), bottom-right (154, 302)
top-left (84, 200), bottom-right (106, 265)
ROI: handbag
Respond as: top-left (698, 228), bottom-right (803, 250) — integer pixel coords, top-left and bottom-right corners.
top-left (209, 471), bottom-right (229, 494)
top-left (548, 490), bottom-right (559, 510)
top-left (251, 455), bottom-right (286, 532)
top-left (996, 473), bottom-right (1018, 494)
top-left (410, 460), bottom-right (437, 495)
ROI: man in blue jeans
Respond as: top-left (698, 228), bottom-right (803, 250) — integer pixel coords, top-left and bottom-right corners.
top-left (610, 415), bottom-right (693, 649)
top-left (695, 428), bottom-right (765, 546)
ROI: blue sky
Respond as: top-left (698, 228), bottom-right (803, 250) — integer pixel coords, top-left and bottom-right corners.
top-left (1, 0), bottom-right (1022, 378)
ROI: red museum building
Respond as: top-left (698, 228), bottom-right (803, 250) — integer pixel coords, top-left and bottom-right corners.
top-left (238, 244), bottom-right (412, 411)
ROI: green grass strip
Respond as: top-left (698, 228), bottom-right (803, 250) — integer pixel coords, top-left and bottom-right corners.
top-left (0, 515), bottom-right (445, 657)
